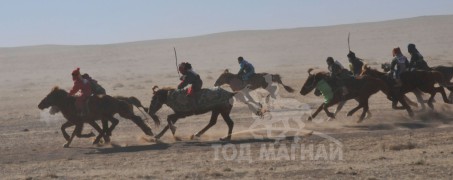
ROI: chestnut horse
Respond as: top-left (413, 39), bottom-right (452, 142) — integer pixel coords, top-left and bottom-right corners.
top-left (38, 87), bottom-right (157, 147)
top-left (362, 65), bottom-right (452, 110)
top-left (300, 69), bottom-right (392, 122)
top-left (147, 86), bottom-right (236, 141)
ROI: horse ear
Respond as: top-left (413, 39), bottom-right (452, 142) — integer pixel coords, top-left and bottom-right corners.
top-left (52, 86), bottom-right (59, 91)
top-left (308, 68), bottom-right (314, 75)
top-left (224, 69), bottom-right (229, 73)
top-left (152, 86), bottom-right (159, 94)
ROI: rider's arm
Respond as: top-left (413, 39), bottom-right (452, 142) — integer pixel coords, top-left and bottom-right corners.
top-left (177, 75), bottom-right (190, 89)
top-left (68, 81), bottom-right (81, 96)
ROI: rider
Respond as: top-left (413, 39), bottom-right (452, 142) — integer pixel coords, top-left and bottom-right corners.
top-left (82, 73), bottom-right (106, 95)
top-left (326, 57), bottom-right (352, 96)
top-left (390, 47), bottom-right (409, 86)
top-left (407, 43), bottom-right (430, 71)
top-left (178, 62), bottom-right (203, 96)
top-left (237, 56), bottom-right (255, 87)
top-left (68, 68), bottom-right (92, 117)
top-left (347, 51), bottom-right (364, 77)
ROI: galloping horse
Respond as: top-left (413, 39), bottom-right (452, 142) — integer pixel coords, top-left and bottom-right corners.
top-left (300, 69), bottom-right (392, 122)
top-left (214, 69), bottom-right (294, 114)
top-left (362, 65), bottom-right (452, 110)
top-left (148, 86), bottom-right (236, 141)
top-left (38, 87), bottom-right (157, 147)
top-left (382, 62), bottom-right (453, 104)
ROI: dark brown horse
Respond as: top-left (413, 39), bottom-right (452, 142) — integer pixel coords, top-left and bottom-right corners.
top-left (38, 87), bottom-right (157, 147)
top-left (300, 69), bottom-right (392, 122)
top-left (362, 65), bottom-right (451, 110)
top-left (382, 62), bottom-right (453, 104)
top-left (147, 86), bottom-right (236, 141)
top-left (49, 95), bottom-right (151, 139)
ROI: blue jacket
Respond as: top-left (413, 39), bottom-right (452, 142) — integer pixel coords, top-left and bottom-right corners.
top-left (238, 60), bottom-right (255, 74)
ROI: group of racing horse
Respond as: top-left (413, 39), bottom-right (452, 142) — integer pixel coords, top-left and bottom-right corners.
top-left (38, 54), bottom-right (453, 148)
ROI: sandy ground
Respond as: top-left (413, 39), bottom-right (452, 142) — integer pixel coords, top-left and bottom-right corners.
top-left (2, 15), bottom-right (453, 179)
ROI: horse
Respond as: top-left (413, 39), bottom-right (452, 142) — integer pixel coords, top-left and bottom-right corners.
top-left (363, 65), bottom-right (451, 110)
top-left (313, 88), bottom-right (372, 120)
top-left (49, 95), bottom-right (152, 140)
top-left (382, 62), bottom-right (453, 104)
top-left (38, 87), bottom-right (157, 147)
top-left (214, 69), bottom-right (294, 114)
top-left (147, 86), bottom-right (236, 141)
top-left (299, 68), bottom-right (392, 122)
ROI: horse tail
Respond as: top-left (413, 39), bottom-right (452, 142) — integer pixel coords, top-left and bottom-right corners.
top-left (272, 74), bottom-right (295, 93)
top-left (127, 96), bottom-right (149, 112)
top-left (432, 71), bottom-right (452, 88)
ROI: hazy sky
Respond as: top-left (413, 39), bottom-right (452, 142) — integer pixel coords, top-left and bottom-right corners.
top-left (1, 0), bottom-right (452, 47)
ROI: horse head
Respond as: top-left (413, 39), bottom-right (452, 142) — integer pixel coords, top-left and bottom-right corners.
top-left (214, 69), bottom-right (233, 86)
top-left (381, 62), bottom-right (391, 73)
top-left (38, 86), bottom-right (68, 110)
top-left (300, 68), bottom-right (324, 95)
top-left (148, 86), bottom-right (172, 125)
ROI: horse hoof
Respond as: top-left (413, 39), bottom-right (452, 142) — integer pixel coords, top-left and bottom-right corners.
top-left (173, 136), bottom-right (182, 141)
top-left (356, 119), bottom-right (364, 123)
top-left (63, 143), bottom-right (70, 148)
top-left (87, 132), bottom-right (96, 137)
top-left (170, 126), bottom-right (177, 135)
top-left (346, 112), bottom-right (353, 117)
top-left (190, 134), bottom-right (200, 140)
top-left (307, 116), bottom-right (313, 121)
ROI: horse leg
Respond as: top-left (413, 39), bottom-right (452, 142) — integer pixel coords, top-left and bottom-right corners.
top-left (87, 121), bottom-right (108, 145)
top-left (100, 117), bottom-right (119, 143)
top-left (73, 123), bottom-right (97, 138)
top-left (191, 111), bottom-right (220, 139)
top-left (220, 109), bottom-right (234, 141)
top-left (334, 100), bottom-right (346, 116)
top-left (236, 92), bottom-right (262, 116)
top-left (399, 96), bottom-right (414, 117)
top-left (308, 103), bottom-right (324, 121)
top-left (120, 111), bottom-right (154, 136)
top-left (155, 114), bottom-right (180, 139)
top-left (61, 121), bottom-right (73, 141)
top-left (102, 119), bottom-right (111, 136)
top-left (449, 91), bottom-right (453, 103)
top-left (357, 99), bottom-right (369, 123)
top-left (427, 91), bottom-right (436, 109)
top-left (323, 101), bottom-right (336, 119)
top-left (436, 86), bottom-right (451, 104)
top-left (347, 104), bottom-right (362, 117)
top-left (265, 84), bottom-right (278, 99)
top-left (413, 89), bottom-right (426, 110)
top-left (64, 122), bottom-right (83, 148)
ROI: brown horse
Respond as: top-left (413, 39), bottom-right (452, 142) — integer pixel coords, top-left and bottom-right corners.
top-left (147, 86), bottom-right (236, 141)
top-left (382, 62), bottom-right (453, 104)
top-left (300, 69), bottom-right (392, 122)
top-left (49, 95), bottom-right (151, 139)
top-left (214, 69), bottom-right (294, 103)
top-left (38, 87), bottom-right (157, 147)
top-left (362, 65), bottom-right (451, 110)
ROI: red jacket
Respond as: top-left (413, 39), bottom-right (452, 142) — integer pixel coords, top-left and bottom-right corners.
top-left (69, 78), bottom-right (92, 98)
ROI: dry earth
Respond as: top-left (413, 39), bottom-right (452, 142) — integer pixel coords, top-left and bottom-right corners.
top-left (1, 15), bottom-right (453, 179)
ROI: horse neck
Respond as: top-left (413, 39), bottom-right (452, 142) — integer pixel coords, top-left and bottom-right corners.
top-left (370, 69), bottom-right (388, 80)
top-left (54, 95), bottom-right (78, 120)
top-left (224, 73), bottom-right (239, 83)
